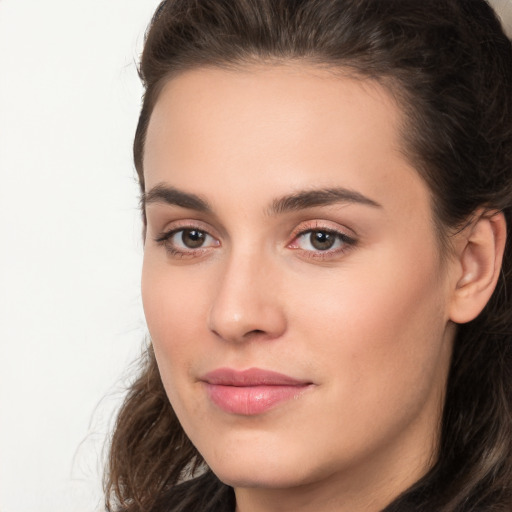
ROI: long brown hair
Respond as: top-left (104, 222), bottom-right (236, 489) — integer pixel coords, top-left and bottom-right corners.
top-left (106, 1), bottom-right (512, 510)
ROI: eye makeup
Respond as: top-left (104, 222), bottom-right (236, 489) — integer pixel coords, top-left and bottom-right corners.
top-left (153, 218), bottom-right (358, 262)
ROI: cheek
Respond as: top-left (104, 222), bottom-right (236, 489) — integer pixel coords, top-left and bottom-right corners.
top-left (141, 255), bottom-right (213, 428)
top-left (290, 243), bottom-right (449, 410)
top-left (141, 255), bottom-right (209, 373)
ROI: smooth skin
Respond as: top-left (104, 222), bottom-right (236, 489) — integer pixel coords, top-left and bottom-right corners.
top-left (141, 64), bottom-right (505, 512)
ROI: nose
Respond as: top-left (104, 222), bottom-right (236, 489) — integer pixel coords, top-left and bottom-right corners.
top-left (207, 250), bottom-right (287, 343)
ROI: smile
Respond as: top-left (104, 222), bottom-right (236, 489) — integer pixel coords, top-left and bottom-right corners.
top-left (200, 368), bottom-right (314, 415)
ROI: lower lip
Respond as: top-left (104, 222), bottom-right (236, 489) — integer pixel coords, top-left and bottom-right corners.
top-left (205, 383), bottom-right (310, 415)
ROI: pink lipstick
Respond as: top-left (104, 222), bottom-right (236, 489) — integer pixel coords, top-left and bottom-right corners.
top-left (201, 368), bottom-right (312, 415)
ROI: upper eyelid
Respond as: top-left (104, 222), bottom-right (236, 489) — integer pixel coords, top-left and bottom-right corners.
top-left (289, 220), bottom-right (357, 239)
top-left (153, 219), bottom-right (219, 237)
top-left (144, 205), bottom-right (223, 235)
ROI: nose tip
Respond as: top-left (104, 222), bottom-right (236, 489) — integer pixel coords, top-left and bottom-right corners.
top-left (208, 297), bottom-right (287, 343)
top-left (208, 316), bottom-right (278, 343)
top-left (207, 260), bottom-right (287, 343)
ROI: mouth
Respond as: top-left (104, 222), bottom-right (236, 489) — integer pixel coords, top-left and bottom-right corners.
top-left (200, 367), bottom-right (314, 416)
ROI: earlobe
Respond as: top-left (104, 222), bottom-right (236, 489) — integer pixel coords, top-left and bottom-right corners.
top-left (449, 210), bottom-right (506, 324)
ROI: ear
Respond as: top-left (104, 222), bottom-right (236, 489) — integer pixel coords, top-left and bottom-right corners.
top-left (449, 210), bottom-right (506, 324)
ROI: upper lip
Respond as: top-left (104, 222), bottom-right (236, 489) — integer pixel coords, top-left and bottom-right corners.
top-left (200, 367), bottom-right (311, 387)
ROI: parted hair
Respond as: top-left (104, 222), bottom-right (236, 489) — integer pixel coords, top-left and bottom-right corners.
top-left (105, 1), bottom-right (512, 511)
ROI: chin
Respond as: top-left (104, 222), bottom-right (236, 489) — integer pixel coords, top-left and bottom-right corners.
top-left (211, 461), bottom-right (313, 490)
top-left (198, 435), bottom-right (323, 490)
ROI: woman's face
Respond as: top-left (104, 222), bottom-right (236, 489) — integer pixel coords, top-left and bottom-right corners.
top-left (142, 65), bottom-right (458, 506)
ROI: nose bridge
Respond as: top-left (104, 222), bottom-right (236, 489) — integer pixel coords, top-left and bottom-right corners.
top-left (208, 244), bottom-right (286, 342)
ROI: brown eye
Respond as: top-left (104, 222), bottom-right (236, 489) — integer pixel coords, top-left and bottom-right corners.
top-left (289, 227), bottom-right (356, 258)
top-left (181, 229), bottom-right (206, 248)
top-left (309, 230), bottom-right (336, 251)
top-left (156, 227), bottom-right (219, 256)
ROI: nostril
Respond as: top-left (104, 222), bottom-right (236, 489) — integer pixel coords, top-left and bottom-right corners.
top-left (245, 329), bottom-right (265, 337)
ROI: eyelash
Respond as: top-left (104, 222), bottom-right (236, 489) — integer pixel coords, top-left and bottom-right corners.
top-left (154, 225), bottom-right (219, 259)
top-left (288, 226), bottom-right (357, 260)
top-left (154, 223), bottom-right (357, 260)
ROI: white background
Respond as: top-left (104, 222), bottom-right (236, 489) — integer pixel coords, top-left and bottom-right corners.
top-left (0, 1), bottom-right (511, 512)
top-left (0, 1), bottom-right (160, 511)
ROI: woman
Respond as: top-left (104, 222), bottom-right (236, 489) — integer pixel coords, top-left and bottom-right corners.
top-left (105, 1), bottom-right (512, 511)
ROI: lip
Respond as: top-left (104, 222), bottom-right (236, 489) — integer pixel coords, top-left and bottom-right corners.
top-left (200, 368), bottom-right (313, 415)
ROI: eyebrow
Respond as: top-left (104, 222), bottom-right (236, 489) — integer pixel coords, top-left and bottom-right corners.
top-left (268, 187), bottom-right (382, 215)
top-left (142, 184), bottom-right (381, 214)
top-left (142, 184), bottom-right (212, 212)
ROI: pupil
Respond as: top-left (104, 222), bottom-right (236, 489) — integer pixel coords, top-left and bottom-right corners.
top-left (182, 229), bottom-right (205, 248)
top-left (310, 231), bottom-right (335, 250)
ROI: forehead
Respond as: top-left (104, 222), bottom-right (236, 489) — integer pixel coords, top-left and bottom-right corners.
top-left (144, 64), bottom-right (428, 220)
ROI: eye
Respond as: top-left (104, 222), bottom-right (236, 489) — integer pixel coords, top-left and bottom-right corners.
top-left (155, 227), bottom-right (219, 256)
top-left (300, 230), bottom-right (340, 251)
top-left (172, 228), bottom-right (211, 249)
top-left (289, 228), bottom-right (356, 257)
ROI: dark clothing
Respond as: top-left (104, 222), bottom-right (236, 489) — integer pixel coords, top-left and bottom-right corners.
top-left (150, 470), bottom-right (494, 512)
top-left (151, 471), bottom-right (235, 512)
